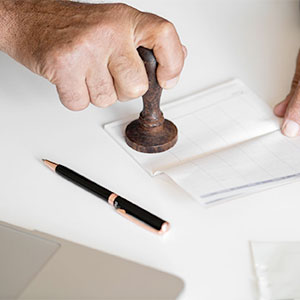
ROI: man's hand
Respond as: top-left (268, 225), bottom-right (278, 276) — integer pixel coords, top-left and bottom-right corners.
top-left (274, 50), bottom-right (300, 137)
top-left (0, 0), bottom-right (186, 111)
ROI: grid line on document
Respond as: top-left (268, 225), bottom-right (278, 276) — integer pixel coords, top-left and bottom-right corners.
top-left (257, 134), bottom-right (298, 173)
top-left (190, 159), bottom-right (226, 190)
top-left (166, 118), bottom-right (204, 164)
top-left (196, 100), bottom-right (281, 178)
top-left (215, 105), bottom-right (277, 178)
top-left (178, 113), bottom-right (241, 189)
top-left (230, 143), bottom-right (275, 177)
top-left (168, 121), bottom-right (226, 188)
top-left (165, 96), bottom-right (287, 196)
top-left (173, 116), bottom-right (206, 151)
top-left (201, 172), bottom-right (300, 199)
top-left (168, 100), bottom-right (269, 191)
top-left (168, 115), bottom-right (227, 189)
top-left (199, 134), bottom-right (300, 199)
top-left (218, 102), bottom-right (256, 138)
top-left (286, 136), bottom-right (300, 152)
top-left (238, 92), bottom-right (270, 117)
top-left (171, 91), bottom-right (243, 124)
top-left (193, 113), bottom-right (232, 147)
top-left (177, 98), bottom-right (279, 194)
top-left (169, 115), bottom-right (206, 158)
top-left (166, 104), bottom-right (243, 177)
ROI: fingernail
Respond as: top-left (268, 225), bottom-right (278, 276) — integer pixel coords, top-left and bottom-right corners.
top-left (162, 76), bottom-right (179, 89)
top-left (282, 120), bottom-right (300, 137)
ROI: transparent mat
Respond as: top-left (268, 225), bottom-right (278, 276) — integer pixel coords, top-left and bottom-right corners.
top-left (251, 241), bottom-right (300, 300)
top-left (105, 79), bottom-right (300, 206)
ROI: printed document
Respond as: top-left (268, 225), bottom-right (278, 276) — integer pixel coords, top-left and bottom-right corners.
top-left (105, 80), bottom-right (300, 205)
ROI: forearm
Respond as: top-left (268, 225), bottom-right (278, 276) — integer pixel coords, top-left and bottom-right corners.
top-left (0, 0), bottom-right (104, 70)
top-left (0, 0), bottom-right (19, 55)
top-left (0, 0), bottom-right (63, 70)
top-left (0, 0), bottom-right (61, 60)
top-left (0, 0), bottom-right (185, 110)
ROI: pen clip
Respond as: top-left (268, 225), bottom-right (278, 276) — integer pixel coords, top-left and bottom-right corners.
top-left (116, 209), bottom-right (169, 235)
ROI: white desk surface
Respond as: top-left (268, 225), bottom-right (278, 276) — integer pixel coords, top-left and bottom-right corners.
top-left (1, 1), bottom-right (300, 299)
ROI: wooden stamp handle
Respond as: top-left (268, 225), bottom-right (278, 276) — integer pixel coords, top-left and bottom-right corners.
top-left (125, 47), bottom-right (177, 153)
top-left (137, 47), bottom-right (164, 128)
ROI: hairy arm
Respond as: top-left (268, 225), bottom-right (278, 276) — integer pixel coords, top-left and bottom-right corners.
top-left (0, 0), bottom-right (186, 110)
top-left (0, 1), bottom-right (19, 55)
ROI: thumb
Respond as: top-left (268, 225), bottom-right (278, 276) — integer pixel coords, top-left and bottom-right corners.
top-left (282, 85), bottom-right (300, 137)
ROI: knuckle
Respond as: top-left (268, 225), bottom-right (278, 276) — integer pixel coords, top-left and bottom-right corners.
top-left (109, 57), bottom-right (149, 99)
top-left (158, 20), bottom-right (176, 37)
top-left (52, 50), bottom-right (74, 69)
top-left (89, 81), bottom-right (117, 107)
top-left (110, 3), bottom-right (139, 18)
top-left (160, 62), bottom-right (183, 81)
top-left (89, 80), bottom-right (112, 97)
top-left (40, 50), bottom-right (72, 82)
top-left (122, 82), bottom-right (148, 100)
top-left (110, 54), bottom-right (132, 75)
top-left (288, 107), bottom-right (300, 119)
top-left (43, 40), bottom-right (87, 70)
top-left (167, 63), bottom-right (183, 78)
top-left (113, 3), bottom-right (131, 11)
top-left (37, 51), bottom-right (60, 82)
top-left (182, 45), bottom-right (188, 58)
top-left (287, 101), bottom-right (300, 118)
top-left (43, 48), bottom-right (67, 68)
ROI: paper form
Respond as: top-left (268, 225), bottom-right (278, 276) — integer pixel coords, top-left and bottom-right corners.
top-left (105, 79), bottom-right (300, 206)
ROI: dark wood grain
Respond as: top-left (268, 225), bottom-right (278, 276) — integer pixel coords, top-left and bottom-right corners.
top-left (125, 47), bottom-right (178, 153)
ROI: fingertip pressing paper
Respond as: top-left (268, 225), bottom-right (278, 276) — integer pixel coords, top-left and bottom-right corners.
top-left (105, 79), bottom-right (300, 206)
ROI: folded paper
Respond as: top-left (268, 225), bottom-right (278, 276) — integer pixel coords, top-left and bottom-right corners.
top-left (105, 79), bottom-right (300, 206)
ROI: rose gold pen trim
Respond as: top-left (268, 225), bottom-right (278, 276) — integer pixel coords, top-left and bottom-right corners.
top-left (42, 159), bottom-right (58, 172)
top-left (160, 221), bottom-right (170, 234)
top-left (108, 193), bottom-right (118, 206)
top-left (116, 209), bottom-right (170, 235)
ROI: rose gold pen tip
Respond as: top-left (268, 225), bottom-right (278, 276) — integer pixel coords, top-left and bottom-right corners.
top-left (43, 159), bottom-right (58, 172)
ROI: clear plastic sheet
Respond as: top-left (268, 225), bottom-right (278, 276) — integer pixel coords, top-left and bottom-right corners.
top-left (251, 241), bottom-right (300, 300)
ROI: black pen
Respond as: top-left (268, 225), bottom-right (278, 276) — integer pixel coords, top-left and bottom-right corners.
top-left (43, 159), bottom-right (170, 235)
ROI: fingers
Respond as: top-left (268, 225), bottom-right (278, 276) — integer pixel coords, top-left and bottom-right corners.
top-left (134, 15), bottom-right (186, 89)
top-left (86, 67), bottom-right (117, 108)
top-left (152, 22), bottom-right (185, 89)
top-left (44, 6), bottom-right (187, 109)
top-left (274, 94), bottom-right (292, 118)
top-left (274, 50), bottom-right (300, 136)
top-left (56, 77), bottom-right (90, 111)
top-left (282, 85), bottom-right (300, 137)
top-left (108, 45), bottom-right (149, 101)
